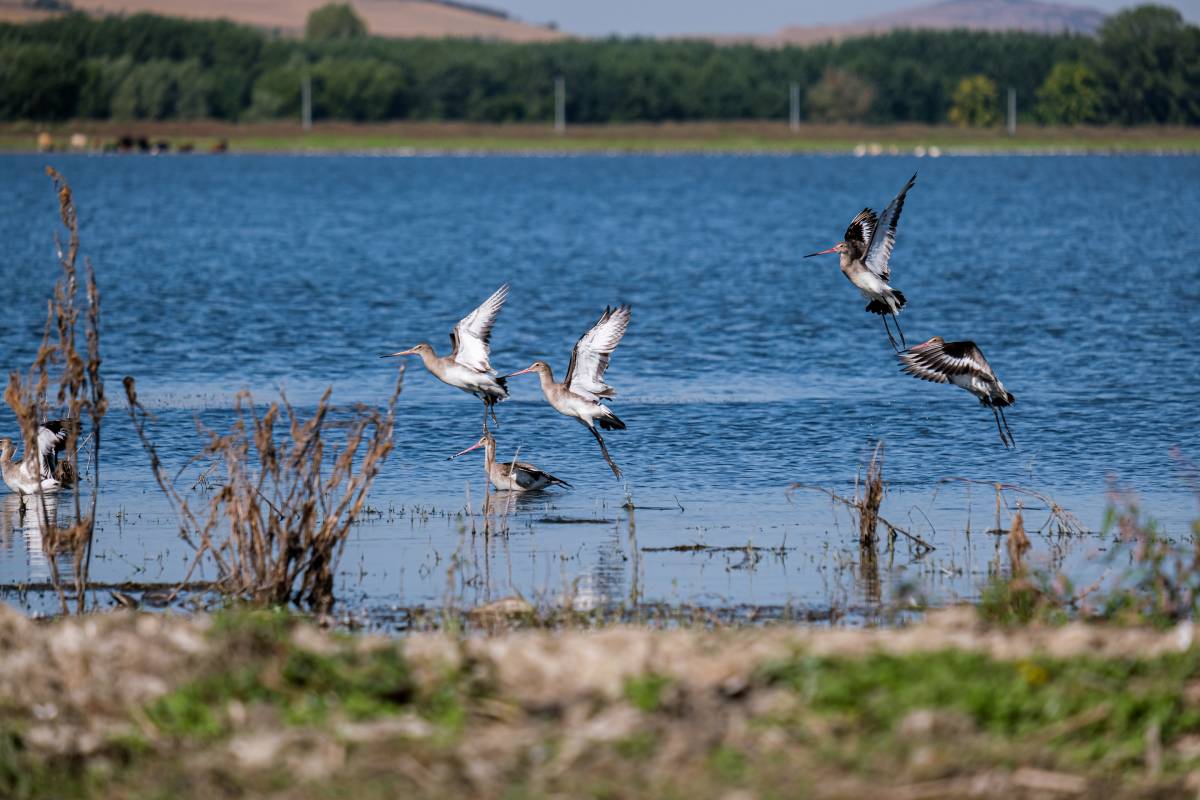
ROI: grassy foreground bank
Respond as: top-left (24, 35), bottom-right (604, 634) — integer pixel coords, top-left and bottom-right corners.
top-left (3, 603), bottom-right (1200, 799)
top-left (3, 121), bottom-right (1200, 155)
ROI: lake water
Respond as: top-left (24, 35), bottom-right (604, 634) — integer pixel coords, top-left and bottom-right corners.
top-left (0, 153), bottom-right (1197, 624)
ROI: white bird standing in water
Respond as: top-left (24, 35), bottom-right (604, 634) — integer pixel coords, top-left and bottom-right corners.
top-left (448, 430), bottom-right (571, 492)
top-left (0, 421), bottom-right (71, 495)
top-left (898, 336), bottom-right (1017, 448)
top-left (384, 284), bottom-right (510, 431)
top-left (805, 174), bottom-right (916, 352)
top-left (506, 305), bottom-right (631, 480)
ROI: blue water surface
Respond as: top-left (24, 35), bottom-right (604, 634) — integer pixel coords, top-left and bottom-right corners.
top-left (0, 153), bottom-right (1196, 622)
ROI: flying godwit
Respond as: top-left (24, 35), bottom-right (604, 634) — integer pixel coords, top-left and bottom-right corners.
top-left (505, 305), bottom-right (631, 480)
top-left (898, 336), bottom-right (1017, 448)
top-left (805, 173), bottom-right (916, 352)
top-left (0, 421), bottom-right (71, 495)
top-left (384, 284), bottom-right (510, 431)
top-left (449, 431), bottom-right (571, 492)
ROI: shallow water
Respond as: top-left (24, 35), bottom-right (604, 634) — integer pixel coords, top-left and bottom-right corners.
top-left (0, 153), bottom-right (1197, 622)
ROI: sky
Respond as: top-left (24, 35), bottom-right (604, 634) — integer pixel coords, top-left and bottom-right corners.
top-left (495, 0), bottom-right (1200, 35)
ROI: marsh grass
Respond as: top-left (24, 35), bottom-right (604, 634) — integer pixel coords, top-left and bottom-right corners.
top-left (2, 167), bottom-right (107, 615)
top-left (123, 369), bottom-right (404, 612)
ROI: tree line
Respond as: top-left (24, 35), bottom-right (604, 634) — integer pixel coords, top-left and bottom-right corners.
top-left (0, 3), bottom-right (1196, 125)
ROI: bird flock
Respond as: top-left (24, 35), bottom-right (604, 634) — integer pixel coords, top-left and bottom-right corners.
top-left (1, 173), bottom-right (1015, 499)
top-left (382, 172), bottom-right (1015, 495)
top-left (805, 173), bottom-right (1016, 449)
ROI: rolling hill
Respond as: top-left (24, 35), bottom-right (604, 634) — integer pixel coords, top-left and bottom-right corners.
top-left (0, 0), bottom-right (566, 40)
top-left (766, 0), bottom-right (1106, 44)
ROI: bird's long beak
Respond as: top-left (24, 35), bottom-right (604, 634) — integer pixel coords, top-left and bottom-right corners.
top-left (804, 246), bottom-right (839, 258)
top-left (447, 438), bottom-right (486, 460)
top-left (382, 347), bottom-right (418, 358)
top-left (502, 365), bottom-right (537, 378)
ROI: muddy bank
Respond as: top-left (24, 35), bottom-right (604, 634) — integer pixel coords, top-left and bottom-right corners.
top-left (2, 603), bottom-right (1199, 798)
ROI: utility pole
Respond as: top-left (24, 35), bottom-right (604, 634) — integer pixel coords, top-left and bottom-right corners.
top-left (789, 82), bottom-right (800, 132)
top-left (1006, 87), bottom-right (1017, 136)
top-left (301, 73), bottom-right (312, 131)
top-left (554, 76), bottom-right (565, 134)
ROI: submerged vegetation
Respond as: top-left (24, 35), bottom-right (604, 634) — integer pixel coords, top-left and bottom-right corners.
top-left (0, 5), bottom-right (1196, 125)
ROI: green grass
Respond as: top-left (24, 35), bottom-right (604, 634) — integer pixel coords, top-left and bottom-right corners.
top-left (4, 122), bottom-right (1199, 155)
top-left (763, 648), bottom-right (1200, 773)
top-left (623, 673), bottom-right (673, 713)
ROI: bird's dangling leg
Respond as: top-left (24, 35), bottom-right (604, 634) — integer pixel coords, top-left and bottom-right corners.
top-left (999, 408), bottom-right (1016, 448)
top-left (890, 312), bottom-right (908, 349)
top-left (992, 408), bottom-right (1012, 449)
top-left (481, 402), bottom-right (490, 434)
top-left (489, 400), bottom-right (500, 430)
top-left (588, 426), bottom-right (622, 480)
top-left (881, 315), bottom-right (900, 353)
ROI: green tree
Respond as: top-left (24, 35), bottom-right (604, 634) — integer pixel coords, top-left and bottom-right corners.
top-left (1035, 61), bottom-right (1103, 124)
top-left (247, 61), bottom-right (304, 120)
top-left (313, 58), bottom-right (407, 121)
top-left (0, 43), bottom-right (83, 120)
top-left (948, 74), bottom-right (999, 127)
top-left (1092, 5), bottom-right (1200, 124)
top-left (305, 3), bottom-right (367, 42)
top-left (110, 59), bottom-right (210, 120)
top-left (805, 67), bottom-right (875, 123)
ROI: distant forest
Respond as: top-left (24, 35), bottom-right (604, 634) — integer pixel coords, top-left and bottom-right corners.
top-left (0, 4), bottom-right (1196, 125)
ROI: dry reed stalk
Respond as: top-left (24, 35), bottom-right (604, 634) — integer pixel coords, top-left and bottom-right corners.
top-left (123, 368), bottom-right (404, 612)
top-left (3, 168), bottom-right (107, 614)
top-left (938, 477), bottom-right (1084, 535)
top-left (1007, 505), bottom-right (1030, 574)
top-left (859, 441), bottom-right (884, 547)
top-left (789, 441), bottom-right (935, 553)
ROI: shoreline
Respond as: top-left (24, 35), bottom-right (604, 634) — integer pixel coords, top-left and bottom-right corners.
top-left (3, 603), bottom-right (1198, 799)
top-left (3, 121), bottom-right (1198, 156)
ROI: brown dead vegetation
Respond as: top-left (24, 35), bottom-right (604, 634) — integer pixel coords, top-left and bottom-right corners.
top-left (2, 167), bottom-right (107, 615)
top-left (122, 369), bottom-right (403, 612)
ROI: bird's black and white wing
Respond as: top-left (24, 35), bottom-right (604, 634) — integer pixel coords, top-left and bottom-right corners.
top-left (564, 305), bottom-right (631, 402)
top-left (898, 338), bottom-right (995, 384)
top-left (844, 208), bottom-right (877, 261)
top-left (450, 284), bottom-right (509, 373)
top-left (864, 173), bottom-right (916, 282)
top-left (512, 462), bottom-right (571, 489)
top-left (37, 420), bottom-right (70, 479)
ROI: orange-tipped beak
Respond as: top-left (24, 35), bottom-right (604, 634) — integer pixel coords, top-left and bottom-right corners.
top-left (448, 438), bottom-right (486, 460)
top-left (383, 347), bottom-right (418, 358)
top-left (804, 246), bottom-right (839, 258)
top-left (502, 365), bottom-right (537, 378)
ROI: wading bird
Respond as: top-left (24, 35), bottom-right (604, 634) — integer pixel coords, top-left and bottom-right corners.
top-left (897, 336), bottom-right (1017, 448)
top-left (384, 284), bottom-right (510, 431)
top-left (505, 305), bottom-right (631, 480)
top-left (0, 420), bottom-right (72, 495)
top-left (449, 431), bottom-right (571, 492)
top-left (805, 173), bottom-right (916, 352)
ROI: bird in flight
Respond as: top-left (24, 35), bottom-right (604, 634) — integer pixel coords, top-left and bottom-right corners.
top-left (506, 304), bottom-right (631, 480)
top-left (384, 284), bottom-right (510, 432)
top-left (806, 173), bottom-right (916, 352)
top-left (898, 336), bottom-right (1017, 448)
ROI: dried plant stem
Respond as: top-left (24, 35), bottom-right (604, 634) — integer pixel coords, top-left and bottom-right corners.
top-left (789, 442), bottom-right (935, 553)
top-left (124, 368), bottom-right (404, 612)
top-left (4, 168), bottom-right (107, 614)
top-left (939, 477), bottom-right (1084, 535)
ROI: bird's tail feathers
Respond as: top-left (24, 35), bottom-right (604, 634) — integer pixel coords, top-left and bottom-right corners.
top-left (865, 288), bottom-right (906, 316)
top-left (597, 411), bottom-right (625, 431)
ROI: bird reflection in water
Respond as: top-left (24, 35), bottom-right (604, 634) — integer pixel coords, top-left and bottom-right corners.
top-left (1, 493), bottom-right (60, 582)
